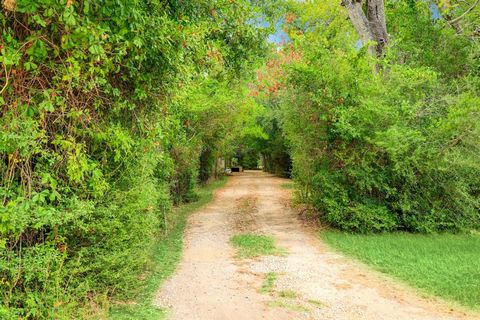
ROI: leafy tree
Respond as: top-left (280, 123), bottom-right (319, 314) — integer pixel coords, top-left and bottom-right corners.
top-left (250, 0), bottom-right (479, 232)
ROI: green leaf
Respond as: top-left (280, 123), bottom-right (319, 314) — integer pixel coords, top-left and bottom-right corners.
top-left (24, 61), bottom-right (38, 71)
top-left (83, 0), bottom-right (90, 14)
top-left (89, 44), bottom-right (105, 56)
top-left (63, 9), bottom-right (76, 27)
top-left (32, 15), bottom-right (47, 27)
top-left (39, 100), bottom-right (54, 112)
top-left (26, 40), bottom-right (48, 60)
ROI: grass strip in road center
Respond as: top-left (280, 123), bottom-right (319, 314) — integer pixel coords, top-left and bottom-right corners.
top-left (230, 233), bottom-right (287, 258)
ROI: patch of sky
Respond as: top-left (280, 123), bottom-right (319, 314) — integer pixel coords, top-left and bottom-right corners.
top-left (429, 2), bottom-right (442, 20)
top-left (249, 15), bottom-right (289, 44)
top-left (355, 39), bottom-right (363, 51)
top-left (268, 19), bottom-right (289, 44)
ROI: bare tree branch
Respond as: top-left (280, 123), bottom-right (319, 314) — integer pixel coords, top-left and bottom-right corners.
top-left (449, 0), bottom-right (480, 24)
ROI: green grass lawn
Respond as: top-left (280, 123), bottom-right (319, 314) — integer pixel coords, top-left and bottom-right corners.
top-left (109, 177), bottom-right (228, 319)
top-left (321, 231), bottom-right (480, 310)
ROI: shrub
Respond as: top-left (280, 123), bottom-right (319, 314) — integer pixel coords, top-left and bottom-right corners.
top-left (253, 0), bottom-right (480, 233)
top-left (324, 202), bottom-right (398, 233)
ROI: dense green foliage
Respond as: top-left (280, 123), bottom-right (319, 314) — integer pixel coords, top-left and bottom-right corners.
top-left (322, 231), bottom-right (480, 309)
top-left (1, 0), bottom-right (479, 317)
top-left (0, 0), bottom-right (269, 318)
top-left (252, 0), bottom-right (480, 233)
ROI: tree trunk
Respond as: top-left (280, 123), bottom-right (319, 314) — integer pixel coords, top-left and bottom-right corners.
top-left (341, 0), bottom-right (388, 57)
top-left (366, 0), bottom-right (388, 56)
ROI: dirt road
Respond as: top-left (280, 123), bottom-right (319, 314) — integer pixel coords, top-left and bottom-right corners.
top-left (154, 171), bottom-right (477, 320)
